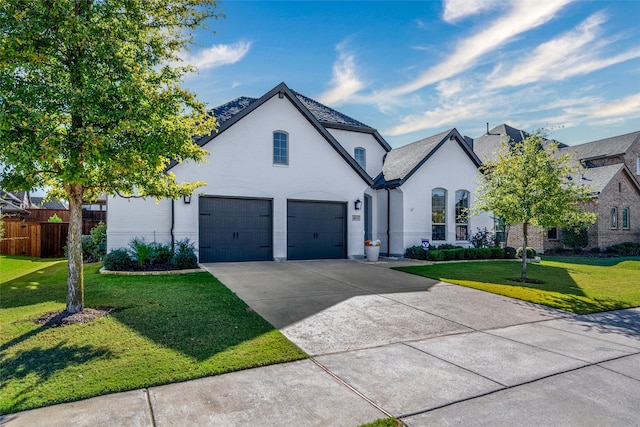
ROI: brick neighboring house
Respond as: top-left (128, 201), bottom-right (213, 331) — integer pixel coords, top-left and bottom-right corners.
top-left (472, 126), bottom-right (640, 253)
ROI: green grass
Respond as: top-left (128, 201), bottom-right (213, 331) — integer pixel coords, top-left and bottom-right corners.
top-left (0, 256), bottom-right (307, 414)
top-left (358, 418), bottom-right (403, 427)
top-left (395, 256), bottom-right (640, 314)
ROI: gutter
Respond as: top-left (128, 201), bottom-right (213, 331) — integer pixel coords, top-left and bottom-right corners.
top-left (170, 199), bottom-right (175, 252)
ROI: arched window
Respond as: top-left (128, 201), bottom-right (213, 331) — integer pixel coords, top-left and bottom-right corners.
top-left (455, 190), bottom-right (469, 241)
top-left (432, 188), bottom-right (446, 241)
top-left (354, 147), bottom-right (366, 169)
top-left (273, 131), bottom-right (288, 165)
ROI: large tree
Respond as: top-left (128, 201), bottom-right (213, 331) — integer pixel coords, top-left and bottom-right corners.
top-left (474, 131), bottom-right (597, 280)
top-left (0, 0), bottom-right (221, 313)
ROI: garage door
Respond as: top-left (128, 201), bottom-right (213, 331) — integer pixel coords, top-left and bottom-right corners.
top-left (287, 200), bottom-right (346, 260)
top-left (199, 197), bottom-right (272, 262)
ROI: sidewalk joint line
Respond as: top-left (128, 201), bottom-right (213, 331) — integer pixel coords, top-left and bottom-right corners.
top-left (144, 388), bottom-right (157, 427)
top-left (309, 357), bottom-right (394, 420)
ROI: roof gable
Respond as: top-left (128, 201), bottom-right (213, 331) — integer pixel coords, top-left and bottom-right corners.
top-left (374, 128), bottom-right (481, 189)
top-left (184, 82), bottom-right (389, 184)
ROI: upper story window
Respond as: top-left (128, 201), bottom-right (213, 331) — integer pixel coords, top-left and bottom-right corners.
top-left (455, 190), bottom-right (469, 241)
top-left (622, 208), bottom-right (630, 229)
top-left (636, 157), bottom-right (640, 175)
top-left (611, 207), bottom-right (618, 229)
top-left (273, 131), bottom-right (288, 165)
top-left (354, 147), bottom-right (366, 170)
top-left (432, 188), bottom-right (447, 241)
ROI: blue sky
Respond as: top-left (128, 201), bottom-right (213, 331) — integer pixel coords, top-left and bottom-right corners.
top-left (185, 0), bottom-right (639, 148)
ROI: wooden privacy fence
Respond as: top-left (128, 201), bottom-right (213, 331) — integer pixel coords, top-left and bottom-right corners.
top-left (1, 220), bottom-right (69, 258)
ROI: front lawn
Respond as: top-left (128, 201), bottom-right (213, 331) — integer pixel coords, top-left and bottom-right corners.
top-left (395, 256), bottom-right (640, 314)
top-left (0, 256), bottom-right (307, 414)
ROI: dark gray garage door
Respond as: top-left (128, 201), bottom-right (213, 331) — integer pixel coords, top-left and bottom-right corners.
top-left (199, 197), bottom-right (272, 262)
top-left (287, 200), bottom-right (346, 260)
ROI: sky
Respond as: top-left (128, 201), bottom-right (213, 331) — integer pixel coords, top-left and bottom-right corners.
top-left (178, 0), bottom-right (640, 148)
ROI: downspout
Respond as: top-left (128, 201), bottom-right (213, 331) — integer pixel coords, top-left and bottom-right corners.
top-left (386, 187), bottom-right (391, 257)
top-left (170, 199), bottom-right (175, 253)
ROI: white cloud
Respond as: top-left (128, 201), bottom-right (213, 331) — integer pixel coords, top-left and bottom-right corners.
top-left (378, 0), bottom-right (573, 99)
top-left (317, 42), bottom-right (366, 106)
top-left (180, 41), bottom-right (252, 70)
top-left (487, 12), bottom-right (640, 88)
top-left (565, 93), bottom-right (640, 119)
top-left (442, 0), bottom-right (503, 23)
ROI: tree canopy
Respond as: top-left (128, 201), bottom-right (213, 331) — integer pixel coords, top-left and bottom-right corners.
top-left (474, 130), bottom-right (597, 279)
top-left (0, 0), bottom-right (222, 312)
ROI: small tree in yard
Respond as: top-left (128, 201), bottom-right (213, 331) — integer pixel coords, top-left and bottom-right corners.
top-left (474, 131), bottom-right (597, 281)
top-left (0, 1), bottom-right (221, 313)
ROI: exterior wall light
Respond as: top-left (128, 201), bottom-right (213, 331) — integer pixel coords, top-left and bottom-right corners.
top-left (354, 198), bottom-right (362, 210)
top-left (183, 195), bottom-right (191, 204)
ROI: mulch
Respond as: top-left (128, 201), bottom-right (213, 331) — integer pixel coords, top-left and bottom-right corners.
top-left (36, 308), bottom-right (117, 327)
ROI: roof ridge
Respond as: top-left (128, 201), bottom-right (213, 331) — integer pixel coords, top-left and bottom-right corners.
top-left (292, 90), bottom-right (372, 129)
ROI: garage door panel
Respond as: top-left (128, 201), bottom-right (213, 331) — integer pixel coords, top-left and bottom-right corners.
top-left (199, 197), bottom-right (272, 262)
top-left (287, 201), bottom-right (346, 261)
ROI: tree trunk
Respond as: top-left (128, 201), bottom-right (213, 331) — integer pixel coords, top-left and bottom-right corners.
top-left (66, 183), bottom-right (84, 313)
top-left (521, 221), bottom-right (528, 280)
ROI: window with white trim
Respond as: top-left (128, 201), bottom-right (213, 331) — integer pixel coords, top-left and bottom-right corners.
top-left (354, 147), bottom-right (366, 170)
top-left (432, 188), bottom-right (446, 241)
top-left (273, 131), bottom-right (288, 165)
top-left (455, 190), bottom-right (469, 241)
top-left (611, 207), bottom-right (618, 229)
top-left (622, 207), bottom-right (630, 229)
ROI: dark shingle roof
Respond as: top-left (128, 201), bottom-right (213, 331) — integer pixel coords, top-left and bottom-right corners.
top-left (569, 164), bottom-right (625, 195)
top-left (559, 130), bottom-right (640, 161)
top-left (292, 91), bottom-right (373, 129)
top-left (208, 91), bottom-right (373, 131)
top-left (472, 124), bottom-right (567, 163)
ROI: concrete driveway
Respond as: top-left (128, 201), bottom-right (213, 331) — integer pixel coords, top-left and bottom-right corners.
top-left (6, 259), bottom-right (640, 426)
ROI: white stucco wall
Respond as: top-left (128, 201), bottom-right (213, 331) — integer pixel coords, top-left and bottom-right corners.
top-left (107, 93), bottom-right (378, 260)
top-left (326, 128), bottom-right (387, 178)
top-left (389, 139), bottom-right (494, 255)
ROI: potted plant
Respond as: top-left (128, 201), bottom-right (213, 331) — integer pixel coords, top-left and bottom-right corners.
top-left (364, 239), bottom-right (382, 262)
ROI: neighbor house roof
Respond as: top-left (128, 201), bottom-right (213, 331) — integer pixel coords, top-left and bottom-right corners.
top-left (373, 128), bottom-right (482, 189)
top-left (472, 124), bottom-right (567, 164)
top-left (558, 130), bottom-right (640, 162)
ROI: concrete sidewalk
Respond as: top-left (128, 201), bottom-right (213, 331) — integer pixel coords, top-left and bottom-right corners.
top-left (3, 260), bottom-right (640, 426)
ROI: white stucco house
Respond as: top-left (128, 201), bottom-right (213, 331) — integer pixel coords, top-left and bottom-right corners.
top-left (107, 82), bottom-right (493, 261)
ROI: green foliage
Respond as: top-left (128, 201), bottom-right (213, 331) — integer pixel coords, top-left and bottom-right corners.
top-left (172, 238), bottom-right (198, 269)
top-left (470, 227), bottom-right (495, 248)
top-left (128, 238), bottom-right (153, 268)
top-left (516, 247), bottom-right (537, 259)
top-left (0, 0), bottom-right (222, 312)
top-left (47, 214), bottom-right (63, 223)
top-left (473, 130), bottom-right (596, 279)
top-left (561, 227), bottom-right (589, 249)
top-left (606, 242), bottom-right (640, 256)
top-left (404, 245), bottom-right (506, 261)
top-left (149, 242), bottom-right (173, 265)
top-left (504, 246), bottom-right (517, 259)
top-left (103, 248), bottom-right (133, 271)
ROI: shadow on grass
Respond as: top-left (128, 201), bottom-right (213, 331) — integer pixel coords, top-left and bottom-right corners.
top-left (0, 341), bottom-right (111, 410)
top-left (541, 255), bottom-right (640, 267)
top-left (0, 263), bottom-right (68, 309)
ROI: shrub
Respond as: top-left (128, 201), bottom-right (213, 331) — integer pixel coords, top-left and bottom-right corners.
top-left (81, 235), bottom-right (100, 262)
top-left (48, 213), bottom-right (63, 223)
top-left (470, 228), bottom-right (495, 248)
top-left (172, 250), bottom-right (198, 269)
top-left (590, 247), bottom-right (601, 254)
top-left (404, 245), bottom-right (427, 260)
top-left (516, 247), bottom-right (537, 259)
top-left (103, 248), bottom-right (133, 271)
top-left (90, 222), bottom-right (107, 259)
top-left (129, 237), bottom-right (152, 268)
top-left (504, 246), bottom-right (516, 259)
top-left (149, 242), bottom-right (172, 265)
top-left (561, 227), bottom-right (589, 249)
top-left (437, 243), bottom-right (461, 250)
top-left (606, 242), bottom-right (640, 256)
top-left (172, 238), bottom-right (198, 269)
